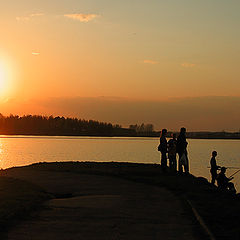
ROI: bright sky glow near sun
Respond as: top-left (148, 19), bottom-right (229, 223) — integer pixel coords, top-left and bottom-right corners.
top-left (0, 0), bottom-right (240, 130)
top-left (0, 60), bottom-right (11, 97)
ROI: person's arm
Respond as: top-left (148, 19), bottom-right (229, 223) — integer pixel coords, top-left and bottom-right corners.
top-left (228, 177), bottom-right (234, 181)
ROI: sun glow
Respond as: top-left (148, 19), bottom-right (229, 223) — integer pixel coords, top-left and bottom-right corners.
top-left (0, 64), bottom-right (6, 92)
top-left (0, 60), bottom-right (12, 97)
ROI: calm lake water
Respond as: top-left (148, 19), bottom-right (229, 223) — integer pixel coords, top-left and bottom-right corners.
top-left (0, 136), bottom-right (239, 190)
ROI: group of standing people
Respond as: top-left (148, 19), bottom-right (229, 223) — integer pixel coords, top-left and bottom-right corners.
top-left (158, 127), bottom-right (189, 174)
top-left (158, 127), bottom-right (237, 194)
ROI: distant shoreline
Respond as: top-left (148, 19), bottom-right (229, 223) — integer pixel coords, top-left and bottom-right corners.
top-left (1, 115), bottom-right (240, 140)
top-left (0, 133), bottom-right (240, 140)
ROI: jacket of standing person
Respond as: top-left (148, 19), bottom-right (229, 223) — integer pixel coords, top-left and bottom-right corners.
top-left (159, 129), bottom-right (168, 172)
top-left (177, 127), bottom-right (189, 173)
top-left (168, 133), bottom-right (177, 171)
top-left (177, 129), bottom-right (188, 157)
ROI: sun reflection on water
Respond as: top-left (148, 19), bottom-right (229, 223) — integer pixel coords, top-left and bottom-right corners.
top-left (0, 140), bottom-right (3, 166)
top-left (0, 141), bottom-right (3, 154)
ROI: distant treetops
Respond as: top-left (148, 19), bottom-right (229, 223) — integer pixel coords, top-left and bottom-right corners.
top-left (0, 114), bottom-right (156, 137)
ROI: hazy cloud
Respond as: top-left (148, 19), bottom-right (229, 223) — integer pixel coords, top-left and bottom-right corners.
top-left (181, 63), bottom-right (196, 68)
top-left (143, 60), bottom-right (159, 65)
top-left (30, 13), bottom-right (44, 17)
top-left (64, 14), bottom-right (99, 22)
top-left (16, 13), bottom-right (44, 21)
top-left (32, 52), bottom-right (40, 56)
top-left (16, 16), bottom-right (30, 21)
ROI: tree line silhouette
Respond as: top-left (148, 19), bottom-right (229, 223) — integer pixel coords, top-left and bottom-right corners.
top-left (0, 114), bottom-right (156, 136)
top-left (1, 114), bottom-right (239, 138)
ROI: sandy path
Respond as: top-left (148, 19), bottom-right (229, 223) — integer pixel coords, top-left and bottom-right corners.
top-left (5, 169), bottom-right (200, 240)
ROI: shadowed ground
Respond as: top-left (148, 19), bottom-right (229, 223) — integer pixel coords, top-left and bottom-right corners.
top-left (4, 167), bottom-right (200, 240)
top-left (2, 162), bottom-right (240, 239)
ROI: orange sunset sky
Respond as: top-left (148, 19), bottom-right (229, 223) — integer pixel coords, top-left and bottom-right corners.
top-left (0, 0), bottom-right (240, 131)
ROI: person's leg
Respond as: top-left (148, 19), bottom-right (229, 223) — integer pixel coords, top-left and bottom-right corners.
top-left (161, 152), bottom-right (167, 172)
top-left (169, 155), bottom-right (173, 170)
top-left (212, 171), bottom-right (217, 185)
top-left (185, 153), bottom-right (189, 173)
top-left (172, 155), bottom-right (177, 172)
top-left (210, 171), bottom-right (214, 184)
top-left (178, 153), bottom-right (183, 173)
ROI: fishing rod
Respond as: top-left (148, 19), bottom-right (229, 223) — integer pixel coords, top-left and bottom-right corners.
top-left (225, 167), bottom-right (240, 169)
top-left (229, 169), bottom-right (240, 178)
top-left (207, 166), bottom-right (240, 169)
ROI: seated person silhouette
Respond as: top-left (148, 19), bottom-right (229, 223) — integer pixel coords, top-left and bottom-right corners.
top-left (217, 167), bottom-right (236, 194)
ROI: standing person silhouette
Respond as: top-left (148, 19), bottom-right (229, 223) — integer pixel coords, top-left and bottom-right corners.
top-left (177, 127), bottom-right (189, 174)
top-left (210, 151), bottom-right (221, 185)
top-left (168, 133), bottom-right (177, 171)
top-left (159, 129), bottom-right (168, 172)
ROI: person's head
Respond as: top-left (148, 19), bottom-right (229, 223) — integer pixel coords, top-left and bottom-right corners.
top-left (180, 127), bottom-right (186, 135)
top-left (172, 133), bottom-right (176, 139)
top-left (161, 129), bottom-right (167, 137)
top-left (212, 151), bottom-right (217, 157)
top-left (221, 167), bottom-right (226, 174)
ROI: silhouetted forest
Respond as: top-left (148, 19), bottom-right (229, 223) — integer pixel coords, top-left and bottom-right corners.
top-left (0, 114), bottom-right (157, 136)
top-left (0, 114), bottom-right (240, 138)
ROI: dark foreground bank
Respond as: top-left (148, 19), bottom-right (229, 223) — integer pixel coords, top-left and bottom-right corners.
top-left (1, 162), bottom-right (240, 239)
top-left (0, 176), bottom-right (50, 239)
